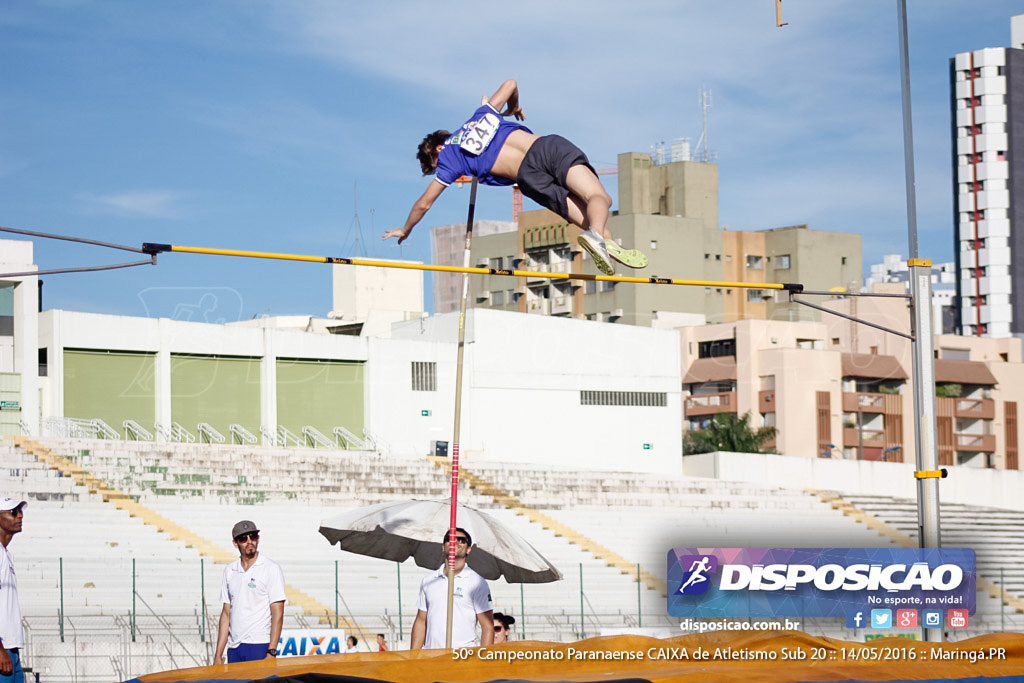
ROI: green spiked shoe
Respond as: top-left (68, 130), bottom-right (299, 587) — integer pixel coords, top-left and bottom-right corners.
top-left (606, 240), bottom-right (649, 269)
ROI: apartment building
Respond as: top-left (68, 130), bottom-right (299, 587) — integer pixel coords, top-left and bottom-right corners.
top-left (950, 14), bottom-right (1024, 337)
top-left (433, 151), bottom-right (861, 327)
top-left (677, 287), bottom-right (1023, 469)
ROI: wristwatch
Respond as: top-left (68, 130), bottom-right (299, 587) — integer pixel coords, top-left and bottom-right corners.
top-left (267, 648), bottom-right (278, 657)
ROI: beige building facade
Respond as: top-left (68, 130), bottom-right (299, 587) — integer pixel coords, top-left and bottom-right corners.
top-left (432, 150), bottom-right (861, 328)
top-left (678, 286), bottom-right (1022, 470)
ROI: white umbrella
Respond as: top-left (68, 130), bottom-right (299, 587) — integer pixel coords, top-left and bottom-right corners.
top-left (318, 498), bottom-right (562, 583)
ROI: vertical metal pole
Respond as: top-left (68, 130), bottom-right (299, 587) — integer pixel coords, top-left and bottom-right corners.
top-left (637, 564), bottom-right (642, 628)
top-left (896, 0), bottom-right (919, 260)
top-left (858, 406), bottom-right (864, 461)
top-left (520, 583), bottom-right (525, 640)
top-left (397, 562), bottom-right (403, 641)
top-left (579, 563), bottom-right (585, 639)
top-left (335, 560), bottom-right (339, 629)
top-left (200, 558), bottom-right (206, 642)
top-left (132, 557), bottom-right (137, 642)
top-left (910, 259), bottom-right (941, 639)
top-left (59, 557), bottom-right (64, 643)
top-left (446, 178), bottom-right (479, 648)
top-left (897, 0), bottom-right (942, 643)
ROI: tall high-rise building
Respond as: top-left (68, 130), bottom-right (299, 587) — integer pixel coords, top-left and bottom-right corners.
top-left (950, 15), bottom-right (1024, 338)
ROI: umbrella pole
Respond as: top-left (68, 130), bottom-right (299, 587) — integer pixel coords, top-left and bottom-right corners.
top-left (446, 177), bottom-right (478, 648)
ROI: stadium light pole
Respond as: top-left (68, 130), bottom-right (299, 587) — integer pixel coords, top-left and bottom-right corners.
top-left (896, 0), bottom-right (943, 643)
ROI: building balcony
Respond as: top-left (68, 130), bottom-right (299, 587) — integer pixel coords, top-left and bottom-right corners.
top-left (842, 392), bottom-right (892, 414)
top-left (955, 433), bottom-right (995, 453)
top-left (843, 427), bottom-right (885, 449)
top-left (526, 298), bottom-right (550, 315)
top-left (526, 263), bottom-right (551, 284)
top-left (954, 398), bottom-right (995, 420)
top-left (685, 392), bottom-right (736, 418)
top-left (550, 295), bottom-right (572, 315)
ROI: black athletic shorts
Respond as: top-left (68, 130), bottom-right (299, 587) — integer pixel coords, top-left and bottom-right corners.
top-left (516, 135), bottom-right (598, 220)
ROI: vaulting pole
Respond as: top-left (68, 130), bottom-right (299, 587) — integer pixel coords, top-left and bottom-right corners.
top-left (446, 178), bottom-right (478, 648)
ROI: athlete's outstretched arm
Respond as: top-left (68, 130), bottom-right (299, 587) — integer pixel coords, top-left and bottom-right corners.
top-left (488, 79), bottom-right (525, 121)
top-left (383, 180), bottom-right (447, 244)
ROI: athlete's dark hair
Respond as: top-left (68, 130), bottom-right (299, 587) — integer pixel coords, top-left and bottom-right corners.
top-left (417, 130), bottom-right (450, 175)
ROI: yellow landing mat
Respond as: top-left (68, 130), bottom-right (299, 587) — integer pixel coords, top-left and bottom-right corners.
top-left (129, 631), bottom-right (1024, 682)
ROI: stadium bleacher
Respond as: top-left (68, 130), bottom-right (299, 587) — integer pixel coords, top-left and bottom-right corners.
top-left (2, 435), bottom-right (1022, 682)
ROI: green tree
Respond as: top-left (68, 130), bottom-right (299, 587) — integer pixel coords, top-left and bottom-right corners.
top-left (683, 412), bottom-right (777, 455)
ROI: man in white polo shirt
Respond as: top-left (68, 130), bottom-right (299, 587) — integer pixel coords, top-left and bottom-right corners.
top-left (0, 497), bottom-right (26, 683)
top-left (213, 520), bottom-right (286, 664)
top-left (411, 527), bottom-right (493, 650)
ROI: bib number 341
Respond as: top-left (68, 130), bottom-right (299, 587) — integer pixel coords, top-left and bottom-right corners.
top-left (459, 113), bottom-right (499, 155)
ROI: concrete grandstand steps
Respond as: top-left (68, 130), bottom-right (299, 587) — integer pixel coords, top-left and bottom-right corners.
top-left (6, 438), bottom-right (362, 631)
top-left (27, 437), bottom-right (462, 504)
top-left (434, 460), bottom-right (668, 598)
top-left (460, 461), bottom-right (830, 511)
top-left (822, 490), bottom-right (1024, 615)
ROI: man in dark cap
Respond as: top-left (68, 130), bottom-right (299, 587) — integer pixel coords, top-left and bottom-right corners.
top-left (213, 520), bottom-right (286, 664)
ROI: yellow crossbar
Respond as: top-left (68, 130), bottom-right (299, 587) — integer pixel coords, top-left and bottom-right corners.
top-left (143, 243), bottom-right (803, 292)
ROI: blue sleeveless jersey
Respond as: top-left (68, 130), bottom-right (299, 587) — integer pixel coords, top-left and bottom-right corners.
top-left (434, 103), bottom-right (532, 187)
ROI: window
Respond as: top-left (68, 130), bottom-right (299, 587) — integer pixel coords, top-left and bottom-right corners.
top-left (747, 289), bottom-right (765, 302)
top-left (746, 255), bottom-right (763, 270)
top-left (650, 240), bottom-right (658, 250)
top-left (491, 290), bottom-right (505, 305)
top-left (698, 339), bottom-right (735, 359)
top-left (580, 391), bottom-right (667, 407)
top-left (489, 256), bottom-right (503, 269)
top-left (777, 254), bottom-right (791, 269)
top-left (411, 362), bottom-right (437, 392)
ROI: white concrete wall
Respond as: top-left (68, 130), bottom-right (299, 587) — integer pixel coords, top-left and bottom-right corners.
top-left (38, 307), bottom-right (683, 475)
top-left (1, 239), bottom-right (39, 434)
top-left (682, 450), bottom-right (1024, 511)
top-left (388, 309), bottom-right (683, 474)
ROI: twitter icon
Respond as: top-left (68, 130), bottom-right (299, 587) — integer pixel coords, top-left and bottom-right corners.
top-left (870, 609), bottom-right (892, 629)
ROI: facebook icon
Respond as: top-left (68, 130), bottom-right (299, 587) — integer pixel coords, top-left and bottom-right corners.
top-left (845, 610), bottom-right (865, 628)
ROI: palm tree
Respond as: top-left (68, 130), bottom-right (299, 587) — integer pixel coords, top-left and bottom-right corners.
top-left (683, 412), bottom-right (777, 455)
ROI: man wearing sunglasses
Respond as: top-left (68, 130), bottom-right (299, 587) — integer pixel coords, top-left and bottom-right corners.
top-left (214, 521), bottom-right (286, 664)
top-left (0, 497), bottom-right (26, 683)
top-left (411, 528), bottom-right (494, 650)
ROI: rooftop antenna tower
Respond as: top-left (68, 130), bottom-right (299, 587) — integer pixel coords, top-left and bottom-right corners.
top-left (694, 86), bottom-right (713, 163)
top-left (343, 182), bottom-right (368, 257)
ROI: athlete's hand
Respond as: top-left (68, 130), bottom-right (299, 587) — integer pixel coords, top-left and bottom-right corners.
top-left (382, 228), bottom-right (410, 244)
top-left (503, 105), bottom-right (526, 121)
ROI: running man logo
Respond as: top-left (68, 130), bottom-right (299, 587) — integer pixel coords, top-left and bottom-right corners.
top-left (675, 554), bottom-right (718, 596)
top-left (667, 547), bottom-right (976, 620)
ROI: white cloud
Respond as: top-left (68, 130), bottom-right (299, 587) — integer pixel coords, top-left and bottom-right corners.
top-left (76, 190), bottom-right (186, 219)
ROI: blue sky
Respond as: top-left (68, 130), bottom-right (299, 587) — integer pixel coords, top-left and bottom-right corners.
top-left (1, 1), bottom-right (1021, 321)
